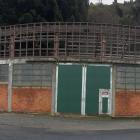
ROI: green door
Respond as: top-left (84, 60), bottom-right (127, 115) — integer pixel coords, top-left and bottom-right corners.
top-left (57, 64), bottom-right (82, 114)
top-left (86, 66), bottom-right (110, 115)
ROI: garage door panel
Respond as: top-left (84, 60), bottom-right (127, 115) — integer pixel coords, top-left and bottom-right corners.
top-left (57, 65), bottom-right (82, 114)
top-left (86, 66), bottom-right (110, 115)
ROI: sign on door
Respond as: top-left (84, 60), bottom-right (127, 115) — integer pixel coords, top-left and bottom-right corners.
top-left (99, 89), bottom-right (112, 115)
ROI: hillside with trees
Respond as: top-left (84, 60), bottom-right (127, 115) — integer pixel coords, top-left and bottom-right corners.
top-left (0, 0), bottom-right (89, 25)
top-left (0, 0), bottom-right (139, 25)
top-left (88, 0), bottom-right (139, 25)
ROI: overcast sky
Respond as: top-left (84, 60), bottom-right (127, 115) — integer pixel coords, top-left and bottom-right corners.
top-left (90, 0), bottom-right (130, 5)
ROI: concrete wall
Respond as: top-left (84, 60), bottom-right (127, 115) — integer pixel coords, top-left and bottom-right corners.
top-left (1, 61), bottom-right (140, 117)
top-left (12, 87), bottom-right (52, 113)
top-left (115, 65), bottom-right (140, 117)
top-left (115, 91), bottom-right (140, 116)
top-left (0, 84), bottom-right (8, 111)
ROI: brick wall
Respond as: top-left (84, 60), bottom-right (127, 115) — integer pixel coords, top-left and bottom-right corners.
top-left (0, 84), bottom-right (8, 111)
top-left (115, 91), bottom-right (140, 116)
top-left (12, 87), bottom-right (52, 113)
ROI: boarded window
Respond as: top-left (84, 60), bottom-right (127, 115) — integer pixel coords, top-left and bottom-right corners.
top-left (0, 64), bottom-right (8, 82)
top-left (116, 65), bottom-right (140, 90)
top-left (13, 63), bottom-right (53, 87)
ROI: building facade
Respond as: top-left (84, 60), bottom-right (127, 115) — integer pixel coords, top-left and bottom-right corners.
top-left (0, 22), bottom-right (139, 117)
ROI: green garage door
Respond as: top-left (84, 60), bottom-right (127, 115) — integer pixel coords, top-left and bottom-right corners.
top-left (57, 64), bottom-right (82, 114)
top-left (86, 66), bottom-right (111, 115)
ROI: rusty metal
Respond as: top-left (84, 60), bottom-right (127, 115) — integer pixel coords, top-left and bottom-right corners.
top-left (0, 22), bottom-right (139, 64)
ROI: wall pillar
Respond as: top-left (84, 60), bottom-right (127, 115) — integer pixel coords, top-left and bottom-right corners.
top-left (111, 64), bottom-right (116, 117)
top-left (53, 64), bottom-right (58, 114)
top-left (51, 63), bottom-right (57, 115)
top-left (81, 65), bottom-right (87, 116)
top-left (8, 62), bottom-right (13, 112)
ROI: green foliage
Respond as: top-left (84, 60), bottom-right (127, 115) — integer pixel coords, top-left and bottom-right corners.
top-left (19, 13), bottom-right (33, 23)
top-left (0, 0), bottom-right (139, 26)
top-left (88, 4), bottom-right (120, 24)
top-left (0, 0), bottom-right (89, 25)
top-left (134, 0), bottom-right (140, 24)
top-left (88, 1), bottom-right (139, 26)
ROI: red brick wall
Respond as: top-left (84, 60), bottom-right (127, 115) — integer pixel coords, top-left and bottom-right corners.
top-left (12, 87), bottom-right (52, 113)
top-left (0, 84), bottom-right (8, 111)
top-left (115, 91), bottom-right (140, 116)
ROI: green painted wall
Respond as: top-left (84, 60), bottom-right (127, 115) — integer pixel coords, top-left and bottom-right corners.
top-left (57, 65), bottom-right (82, 114)
top-left (86, 66), bottom-right (110, 115)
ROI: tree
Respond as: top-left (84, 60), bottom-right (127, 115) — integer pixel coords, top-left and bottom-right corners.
top-left (18, 13), bottom-right (33, 23)
top-left (0, 0), bottom-right (89, 25)
top-left (113, 0), bottom-right (123, 17)
top-left (135, 0), bottom-right (140, 24)
top-left (88, 3), bottom-right (120, 24)
top-left (113, 0), bottom-right (117, 4)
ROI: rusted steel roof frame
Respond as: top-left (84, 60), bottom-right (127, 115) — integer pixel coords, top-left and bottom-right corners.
top-left (0, 22), bottom-right (139, 64)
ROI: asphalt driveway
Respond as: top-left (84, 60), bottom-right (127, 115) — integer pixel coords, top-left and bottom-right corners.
top-left (0, 113), bottom-right (140, 132)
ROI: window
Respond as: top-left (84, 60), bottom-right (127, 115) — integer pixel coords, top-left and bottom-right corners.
top-left (116, 65), bottom-right (140, 91)
top-left (13, 63), bottom-right (53, 87)
top-left (0, 64), bottom-right (8, 82)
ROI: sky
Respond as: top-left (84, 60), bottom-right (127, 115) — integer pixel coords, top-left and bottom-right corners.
top-left (90, 0), bottom-right (130, 5)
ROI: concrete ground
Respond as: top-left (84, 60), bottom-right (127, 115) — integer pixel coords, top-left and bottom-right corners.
top-left (0, 113), bottom-right (140, 132)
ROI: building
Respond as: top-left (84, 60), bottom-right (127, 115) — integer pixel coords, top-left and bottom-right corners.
top-left (0, 22), bottom-right (139, 117)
